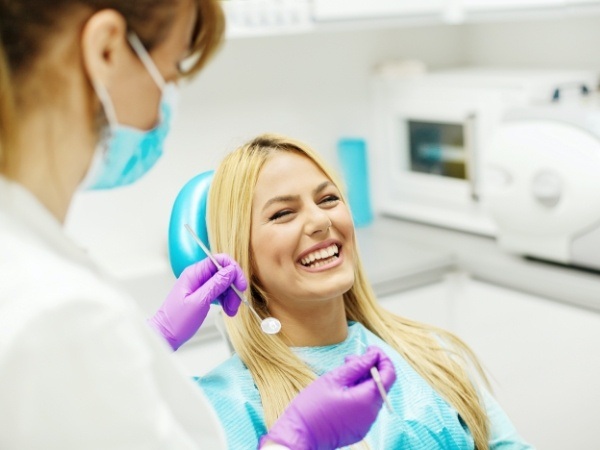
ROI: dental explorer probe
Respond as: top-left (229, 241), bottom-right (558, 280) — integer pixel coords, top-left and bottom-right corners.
top-left (184, 224), bottom-right (282, 335)
top-left (356, 339), bottom-right (394, 413)
top-left (371, 365), bottom-right (394, 414)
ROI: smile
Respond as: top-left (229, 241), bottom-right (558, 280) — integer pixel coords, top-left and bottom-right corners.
top-left (299, 243), bottom-right (340, 269)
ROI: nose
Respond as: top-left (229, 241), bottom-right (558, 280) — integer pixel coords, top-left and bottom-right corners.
top-left (304, 204), bottom-right (332, 236)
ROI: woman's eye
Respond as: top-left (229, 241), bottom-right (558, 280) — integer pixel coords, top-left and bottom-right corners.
top-left (269, 210), bottom-right (293, 221)
top-left (320, 195), bottom-right (340, 205)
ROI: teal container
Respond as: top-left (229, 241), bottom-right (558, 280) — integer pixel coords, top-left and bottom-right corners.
top-left (337, 138), bottom-right (374, 228)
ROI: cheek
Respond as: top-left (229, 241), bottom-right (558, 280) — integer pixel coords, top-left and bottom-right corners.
top-left (334, 208), bottom-right (356, 261)
top-left (251, 242), bottom-right (286, 298)
top-left (335, 206), bottom-right (355, 236)
top-left (251, 230), bottom-right (280, 283)
top-left (250, 233), bottom-right (265, 274)
top-left (111, 80), bottom-right (161, 129)
top-left (253, 226), bottom-right (297, 272)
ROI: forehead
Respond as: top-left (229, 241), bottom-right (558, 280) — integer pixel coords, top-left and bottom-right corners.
top-left (253, 151), bottom-right (330, 198)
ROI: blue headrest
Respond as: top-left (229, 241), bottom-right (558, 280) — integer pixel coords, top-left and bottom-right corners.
top-left (168, 170), bottom-right (214, 278)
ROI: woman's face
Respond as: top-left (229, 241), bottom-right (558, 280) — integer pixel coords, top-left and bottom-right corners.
top-left (250, 151), bottom-right (356, 311)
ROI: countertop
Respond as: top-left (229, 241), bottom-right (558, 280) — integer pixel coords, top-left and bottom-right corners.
top-left (371, 214), bottom-right (600, 314)
top-left (355, 221), bottom-right (456, 296)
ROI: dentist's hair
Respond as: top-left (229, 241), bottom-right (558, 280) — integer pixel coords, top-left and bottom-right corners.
top-left (0, 0), bottom-right (224, 174)
top-left (207, 133), bottom-right (491, 450)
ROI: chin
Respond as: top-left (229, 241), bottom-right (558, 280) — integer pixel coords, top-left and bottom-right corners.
top-left (317, 273), bottom-right (355, 300)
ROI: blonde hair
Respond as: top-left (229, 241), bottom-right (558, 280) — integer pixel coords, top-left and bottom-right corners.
top-left (207, 133), bottom-right (491, 449)
top-left (0, 0), bottom-right (224, 174)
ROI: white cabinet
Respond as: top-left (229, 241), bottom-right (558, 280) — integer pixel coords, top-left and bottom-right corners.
top-left (462, 0), bottom-right (565, 11)
top-left (566, 0), bottom-right (600, 11)
top-left (312, 0), bottom-right (444, 21)
top-left (380, 280), bottom-right (455, 329)
top-left (221, 0), bottom-right (449, 38)
top-left (221, 0), bottom-right (313, 38)
top-left (220, 0), bottom-right (600, 38)
top-left (380, 275), bottom-right (600, 450)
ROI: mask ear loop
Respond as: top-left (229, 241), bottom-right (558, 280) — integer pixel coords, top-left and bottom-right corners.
top-left (91, 79), bottom-right (119, 128)
top-left (83, 79), bottom-right (117, 188)
top-left (127, 32), bottom-right (166, 91)
top-left (91, 32), bottom-right (165, 127)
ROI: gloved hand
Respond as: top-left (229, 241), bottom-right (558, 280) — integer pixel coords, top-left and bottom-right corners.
top-left (148, 254), bottom-right (247, 351)
top-left (259, 345), bottom-right (397, 450)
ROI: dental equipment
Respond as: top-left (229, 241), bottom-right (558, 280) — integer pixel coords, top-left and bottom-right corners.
top-left (184, 224), bottom-right (282, 335)
top-left (356, 339), bottom-right (394, 414)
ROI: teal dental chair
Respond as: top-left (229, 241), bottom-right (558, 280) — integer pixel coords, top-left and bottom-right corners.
top-left (168, 170), bottom-right (233, 354)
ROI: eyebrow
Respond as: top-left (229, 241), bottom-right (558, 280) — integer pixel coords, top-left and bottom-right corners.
top-left (261, 181), bottom-right (333, 212)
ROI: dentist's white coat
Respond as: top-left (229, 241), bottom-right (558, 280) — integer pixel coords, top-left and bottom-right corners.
top-left (0, 176), bottom-right (244, 449)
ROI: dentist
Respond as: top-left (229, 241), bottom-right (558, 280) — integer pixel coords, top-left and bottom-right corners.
top-left (0, 0), bottom-right (396, 448)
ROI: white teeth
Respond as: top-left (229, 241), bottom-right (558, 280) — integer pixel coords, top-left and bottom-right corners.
top-left (300, 244), bottom-right (339, 266)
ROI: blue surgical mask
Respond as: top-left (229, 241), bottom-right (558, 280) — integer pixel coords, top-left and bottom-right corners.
top-left (82, 33), bottom-right (178, 190)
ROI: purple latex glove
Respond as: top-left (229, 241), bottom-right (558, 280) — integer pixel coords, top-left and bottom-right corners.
top-left (259, 345), bottom-right (397, 450)
top-left (148, 254), bottom-right (247, 350)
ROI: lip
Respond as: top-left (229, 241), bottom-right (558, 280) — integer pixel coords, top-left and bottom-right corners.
top-left (296, 238), bottom-right (343, 272)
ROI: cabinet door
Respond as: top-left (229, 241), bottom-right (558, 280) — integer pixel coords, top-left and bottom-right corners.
top-left (380, 281), bottom-right (455, 330)
top-left (565, 0), bottom-right (600, 16)
top-left (221, 0), bottom-right (313, 38)
top-left (380, 276), bottom-right (600, 449)
top-left (449, 278), bottom-right (600, 450)
top-left (463, 0), bottom-right (565, 10)
top-left (312, 0), bottom-right (445, 21)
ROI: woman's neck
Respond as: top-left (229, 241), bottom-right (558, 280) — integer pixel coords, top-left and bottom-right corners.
top-left (11, 102), bottom-right (94, 223)
top-left (270, 296), bottom-right (348, 347)
top-left (7, 58), bottom-right (97, 224)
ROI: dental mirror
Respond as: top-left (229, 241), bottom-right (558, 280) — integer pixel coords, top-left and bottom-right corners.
top-left (184, 224), bottom-right (281, 335)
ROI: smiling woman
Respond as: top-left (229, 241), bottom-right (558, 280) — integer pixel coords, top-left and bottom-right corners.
top-left (249, 149), bottom-right (355, 345)
top-left (200, 133), bottom-right (534, 450)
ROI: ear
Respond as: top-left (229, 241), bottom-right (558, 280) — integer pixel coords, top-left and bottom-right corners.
top-left (80, 9), bottom-right (129, 87)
